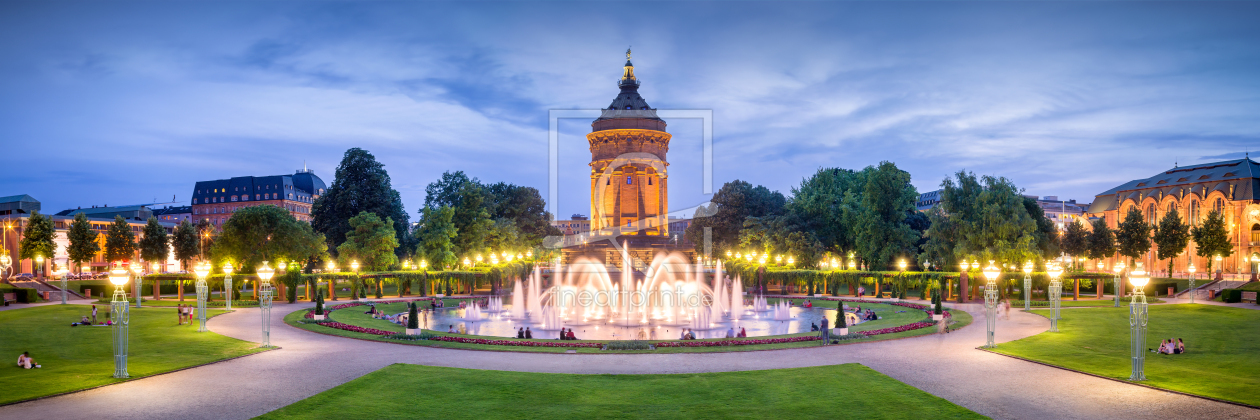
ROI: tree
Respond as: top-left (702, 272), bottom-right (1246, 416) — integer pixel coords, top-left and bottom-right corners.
top-left (18, 211), bottom-right (55, 274)
top-left (1191, 209), bottom-right (1232, 275)
top-left (1023, 197), bottom-right (1060, 259)
top-left (138, 217), bottom-right (170, 267)
top-left (1060, 220), bottom-right (1089, 269)
top-left (1115, 206), bottom-right (1152, 267)
top-left (311, 148), bottom-right (411, 258)
top-left (852, 162), bottom-right (920, 269)
top-left (415, 205), bottom-right (458, 270)
top-left (103, 215), bottom-right (137, 263)
top-left (484, 182), bottom-right (561, 247)
top-left (684, 180), bottom-right (785, 257)
top-left (785, 168), bottom-right (861, 255)
top-left (923, 171), bottom-right (1038, 266)
top-left (66, 212), bottom-right (100, 274)
top-left (211, 205), bottom-right (327, 271)
top-left (171, 220), bottom-right (201, 269)
top-left (423, 171), bottom-right (494, 259)
top-left (1085, 218), bottom-right (1116, 261)
top-left (336, 211), bottom-right (399, 272)
top-left (1152, 208), bottom-right (1190, 277)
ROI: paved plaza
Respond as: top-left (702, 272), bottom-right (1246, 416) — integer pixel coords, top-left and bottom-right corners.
top-left (1, 299), bottom-right (1255, 420)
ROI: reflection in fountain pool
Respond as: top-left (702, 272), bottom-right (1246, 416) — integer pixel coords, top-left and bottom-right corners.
top-left (426, 305), bottom-right (848, 340)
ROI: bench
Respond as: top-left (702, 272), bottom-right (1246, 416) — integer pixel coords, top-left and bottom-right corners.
top-left (2, 293), bottom-right (15, 306)
top-left (1243, 291), bottom-right (1257, 303)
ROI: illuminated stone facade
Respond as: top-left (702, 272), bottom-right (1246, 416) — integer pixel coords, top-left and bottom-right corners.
top-left (588, 49), bottom-right (670, 237)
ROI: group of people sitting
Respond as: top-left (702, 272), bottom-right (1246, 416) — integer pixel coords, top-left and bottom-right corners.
top-left (556, 328), bottom-right (578, 340)
top-left (70, 305), bottom-right (105, 327)
top-left (858, 309), bottom-right (877, 321)
top-left (1155, 338), bottom-right (1187, 355)
top-left (679, 328), bottom-right (698, 340)
top-left (801, 300), bottom-right (814, 308)
top-left (516, 327), bottom-right (534, 339)
top-left (431, 299), bottom-right (446, 309)
top-left (725, 327), bottom-right (748, 338)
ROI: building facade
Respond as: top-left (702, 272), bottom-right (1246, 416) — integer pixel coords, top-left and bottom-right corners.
top-left (152, 206), bottom-right (193, 224)
top-left (191, 169), bottom-right (326, 228)
top-left (1027, 195), bottom-right (1089, 229)
top-left (588, 49), bottom-right (670, 237)
top-left (916, 189), bottom-right (943, 212)
top-left (1086, 158), bottom-right (1259, 276)
top-left (0, 195), bottom-right (40, 216)
top-left (1, 213), bottom-right (180, 276)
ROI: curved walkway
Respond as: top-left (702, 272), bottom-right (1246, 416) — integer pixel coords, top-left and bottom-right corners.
top-left (1, 301), bottom-right (1256, 420)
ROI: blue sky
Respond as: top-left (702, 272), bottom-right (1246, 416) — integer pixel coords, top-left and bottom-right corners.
top-left (2, 1), bottom-right (1258, 219)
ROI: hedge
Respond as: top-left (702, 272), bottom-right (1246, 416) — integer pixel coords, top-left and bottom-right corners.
top-left (0, 284), bottom-right (40, 303)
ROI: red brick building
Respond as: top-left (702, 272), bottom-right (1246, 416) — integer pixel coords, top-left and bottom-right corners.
top-left (191, 169), bottom-right (326, 229)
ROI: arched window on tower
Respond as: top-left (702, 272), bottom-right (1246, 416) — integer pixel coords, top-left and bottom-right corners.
top-left (1214, 197), bottom-right (1225, 213)
top-left (1252, 224), bottom-right (1260, 244)
top-left (627, 176), bottom-right (632, 185)
top-left (1146, 203), bottom-right (1156, 224)
top-left (1188, 200), bottom-right (1199, 225)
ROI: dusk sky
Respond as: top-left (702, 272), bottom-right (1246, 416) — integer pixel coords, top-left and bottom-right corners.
top-left (2, 1), bottom-right (1257, 219)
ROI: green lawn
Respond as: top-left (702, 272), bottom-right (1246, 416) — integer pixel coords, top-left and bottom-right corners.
top-left (256, 363), bottom-right (984, 420)
top-left (0, 305), bottom-right (267, 405)
top-left (991, 304), bottom-right (1260, 407)
top-left (1011, 298), bottom-right (1164, 308)
top-left (286, 301), bottom-right (971, 354)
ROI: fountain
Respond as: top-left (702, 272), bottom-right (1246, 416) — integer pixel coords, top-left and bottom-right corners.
top-left (729, 274), bottom-right (743, 321)
top-left (753, 295), bottom-right (770, 312)
top-left (488, 296), bottom-right (503, 313)
top-left (773, 301), bottom-right (792, 321)
top-left (509, 279), bottom-right (526, 319)
top-left (463, 303), bottom-right (483, 321)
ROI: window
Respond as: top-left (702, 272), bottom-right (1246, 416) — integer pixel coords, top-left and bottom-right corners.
top-left (1199, 175), bottom-right (1211, 180)
top-left (606, 178), bottom-right (611, 186)
top-left (1177, 178), bottom-right (1188, 182)
top-left (256, 194), bottom-right (260, 200)
top-left (231, 196), bottom-right (238, 202)
top-left (1224, 172), bottom-right (1236, 177)
top-left (648, 178), bottom-right (653, 185)
top-left (627, 176), bottom-right (632, 185)
top-left (1252, 224), bottom-right (1260, 243)
top-left (1214, 198), bottom-right (1225, 213)
top-left (1156, 180), bottom-right (1167, 184)
top-left (193, 199), bottom-right (198, 204)
top-left (1189, 200), bottom-right (1199, 225)
top-left (1146, 203), bottom-right (1156, 223)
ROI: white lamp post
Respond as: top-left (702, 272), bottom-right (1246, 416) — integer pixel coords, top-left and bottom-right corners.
top-left (1128, 262), bottom-right (1150, 381)
top-left (1048, 262), bottom-right (1064, 332)
top-left (193, 261), bottom-right (210, 332)
top-left (56, 264), bottom-right (69, 304)
top-left (107, 263), bottom-right (130, 378)
top-left (982, 261), bottom-right (1001, 348)
top-left (130, 263), bottom-right (144, 308)
top-left (1187, 263), bottom-right (1197, 304)
top-left (256, 261), bottom-right (275, 347)
top-left (350, 260), bottom-right (360, 300)
top-left (223, 262), bottom-right (234, 310)
top-left (1022, 261), bottom-right (1034, 310)
top-left (1112, 262), bottom-right (1125, 308)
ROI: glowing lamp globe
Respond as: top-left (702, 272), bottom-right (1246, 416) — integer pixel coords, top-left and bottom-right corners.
top-left (1097, 261), bottom-right (1104, 270)
top-left (1188, 264), bottom-right (1196, 274)
top-left (108, 263), bottom-right (129, 286)
top-left (256, 262), bottom-right (275, 282)
top-left (0, 254), bottom-right (10, 267)
top-left (787, 257), bottom-right (794, 265)
top-left (848, 260), bottom-right (856, 270)
top-left (1113, 262), bottom-right (1125, 273)
top-left (326, 261), bottom-right (336, 272)
top-left (982, 261), bottom-right (1001, 281)
top-left (1023, 261), bottom-right (1033, 274)
top-left (278, 261), bottom-right (288, 271)
top-left (55, 264), bottom-right (68, 277)
top-left (475, 255), bottom-right (482, 263)
top-left (151, 262), bottom-right (161, 272)
top-left (734, 252), bottom-right (741, 259)
top-left (420, 260), bottom-right (427, 270)
top-left (351, 261), bottom-right (360, 272)
top-left (726, 250), bottom-right (732, 258)
top-left (130, 263), bottom-right (143, 275)
top-left (403, 261), bottom-right (411, 269)
top-left (1048, 263), bottom-right (1063, 280)
top-left (1129, 263), bottom-right (1149, 288)
top-left (526, 251), bottom-right (532, 258)
top-left (898, 259), bottom-right (907, 271)
top-left (959, 261), bottom-right (970, 271)
top-left (194, 262), bottom-right (211, 279)
top-left (36, 255), bottom-right (44, 264)
top-left (463, 258), bottom-right (471, 266)
top-left (223, 262), bottom-right (234, 275)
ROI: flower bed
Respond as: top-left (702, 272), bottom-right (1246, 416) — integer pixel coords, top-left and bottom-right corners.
top-left (655, 335), bottom-right (820, 348)
top-left (858, 322), bottom-right (936, 336)
top-left (425, 336), bottom-right (603, 348)
top-left (319, 321), bottom-right (396, 336)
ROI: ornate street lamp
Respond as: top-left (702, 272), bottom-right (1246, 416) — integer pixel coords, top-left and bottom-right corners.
top-left (36, 255), bottom-right (44, 280)
top-left (1048, 262), bottom-right (1064, 332)
top-left (1187, 263), bottom-right (1197, 304)
top-left (325, 260), bottom-right (337, 301)
top-left (256, 261), bottom-right (275, 347)
top-left (130, 263), bottom-right (144, 308)
top-left (787, 256), bottom-right (794, 266)
top-left (56, 263), bottom-right (69, 304)
top-left (194, 261), bottom-right (210, 332)
top-left (0, 252), bottom-right (10, 282)
top-left (420, 260), bottom-right (427, 271)
top-left (107, 263), bottom-right (130, 378)
top-left (1128, 262), bottom-right (1150, 381)
top-left (982, 261), bottom-right (1001, 348)
top-left (223, 262), bottom-right (235, 311)
top-left (403, 260), bottom-right (411, 270)
top-left (1112, 262), bottom-right (1125, 308)
top-left (1022, 261), bottom-right (1034, 310)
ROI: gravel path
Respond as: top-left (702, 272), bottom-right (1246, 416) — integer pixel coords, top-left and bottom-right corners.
top-left (1, 300), bottom-right (1256, 420)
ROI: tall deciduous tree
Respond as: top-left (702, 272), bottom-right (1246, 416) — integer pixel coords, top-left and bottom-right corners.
top-left (18, 211), bottom-right (55, 273)
top-left (423, 171), bottom-right (494, 259)
top-left (138, 217), bottom-right (170, 268)
top-left (1191, 209), bottom-right (1232, 274)
top-left (1061, 219), bottom-right (1089, 269)
top-left (852, 161), bottom-right (920, 269)
top-left (66, 212), bottom-right (99, 274)
top-left (171, 220), bottom-right (200, 269)
top-left (1086, 218), bottom-right (1116, 262)
top-left (484, 182), bottom-right (561, 247)
top-left (211, 205), bottom-right (327, 271)
top-left (785, 167), bottom-right (861, 255)
top-left (923, 171), bottom-right (1038, 266)
top-left (1152, 208), bottom-right (1190, 277)
top-left (337, 211), bottom-right (399, 271)
top-left (415, 205), bottom-right (458, 270)
top-left (311, 148), bottom-right (411, 258)
top-left (684, 180), bottom-right (785, 257)
top-left (1115, 206), bottom-right (1152, 265)
top-left (104, 215), bottom-right (136, 263)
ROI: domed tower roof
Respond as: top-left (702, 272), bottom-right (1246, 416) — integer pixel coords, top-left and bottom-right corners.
top-left (594, 48), bottom-right (666, 131)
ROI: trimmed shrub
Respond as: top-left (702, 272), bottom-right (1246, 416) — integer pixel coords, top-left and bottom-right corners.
top-left (407, 302), bottom-right (419, 329)
top-left (604, 340), bottom-right (653, 350)
top-left (1220, 289), bottom-right (1243, 303)
top-left (314, 290), bottom-right (325, 315)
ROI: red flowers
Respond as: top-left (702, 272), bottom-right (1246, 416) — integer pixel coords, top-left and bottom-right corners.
top-left (425, 336), bottom-right (603, 348)
top-left (858, 322), bottom-right (936, 336)
top-left (654, 336), bottom-right (821, 347)
top-left (319, 321), bottom-right (396, 336)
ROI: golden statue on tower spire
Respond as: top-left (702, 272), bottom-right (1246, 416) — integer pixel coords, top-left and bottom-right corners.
top-left (626, 47), bottom-right (631, 60)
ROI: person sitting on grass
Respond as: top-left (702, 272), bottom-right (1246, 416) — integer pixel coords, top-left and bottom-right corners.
top-left (17, 352), bottom-right (39, 369)
top-left (810, 323), bottom-right (819, 332)
top-left (738, 327), bottom-right (747, 338)
top-left (517, 327), bottom-right (525, 339)
top-left (524, 327), bottom-right (533, 339)
top-left (1154, 339), bottom-right (1169, 354)
top-left (1175, 338), bottom-right (1185, 354)
top-left (566, 329), bottom-right (577, 340)
top-left (447, 324), bottom-right (456, 333)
